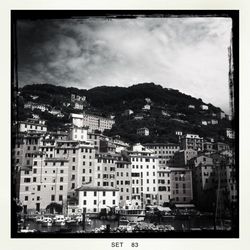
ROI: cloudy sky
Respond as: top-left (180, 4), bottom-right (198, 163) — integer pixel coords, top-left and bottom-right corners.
top-left (17, 17), bottom-right (232, 113)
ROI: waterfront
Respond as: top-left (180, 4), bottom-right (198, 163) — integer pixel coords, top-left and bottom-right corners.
top-left (18, 215), bottom-right (232, 234)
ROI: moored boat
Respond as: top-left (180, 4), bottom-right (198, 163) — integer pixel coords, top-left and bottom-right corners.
top-left (53, 215), bottom-right (66, 226)
top-left (118, 209), bottom-right (146, 222)
top-left (41, 217), bottom-right (53, 227)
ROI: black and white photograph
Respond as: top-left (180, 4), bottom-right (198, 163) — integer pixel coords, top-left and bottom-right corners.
top-left (11, 10), bottom-right (239, 238)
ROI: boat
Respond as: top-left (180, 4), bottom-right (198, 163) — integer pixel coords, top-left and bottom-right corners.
top-left (65, 217), bottom-right (79, 226)
top-left (85, 216), bottom-right (92, 225)
top-left (35, 215), bottom-right (44, 223)
top-left (41, 217), bottom-right (53, 227)
top-left (118, 209), bottom-right (146, 222)
top-left (53, 215), bottom-right (66, 226)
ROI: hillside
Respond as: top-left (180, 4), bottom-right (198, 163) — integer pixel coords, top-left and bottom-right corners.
top-left (16, 83), bottom-right (232, 144)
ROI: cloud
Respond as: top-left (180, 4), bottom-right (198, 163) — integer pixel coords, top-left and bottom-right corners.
top-left (17, 17), bottom-right (232, 113)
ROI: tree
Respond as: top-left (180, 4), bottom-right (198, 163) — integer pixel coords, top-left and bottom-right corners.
top-left (46, 202), bottom-right (63, 214)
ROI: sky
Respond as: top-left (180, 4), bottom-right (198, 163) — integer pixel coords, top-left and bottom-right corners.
top-left (16, 17), bottom-right (232, 113)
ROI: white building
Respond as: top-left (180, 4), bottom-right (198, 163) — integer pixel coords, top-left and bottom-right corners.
top-left (75, 186), bottom-right (119, 213)
top-left (128, 144), bottom-right (159, 208)
top-left (200, 104), bottom-right (209, 110)
top-left (188, 105), bottom-right (195, 109)
top-left (71, 113), bottom-right (115, 132)
top-left (137, 127), bottom-right (149, 136)
top-left (211, 119), bottom-right (218, 125)
top-left (69, 125), bottom-right (88, 141)
top-left (18, 119), bottom-right (47, 133)
top-left (142, 104), bottom-right (151, 111)
top-left (226, 128), bottom-right (235, 139)
top-left (180, 134), bottom-right (204, 151)
top-left (201, 120), bottom-right (208, 126)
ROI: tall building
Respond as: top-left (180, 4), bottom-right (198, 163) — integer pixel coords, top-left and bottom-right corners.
top-left (127, 144), bottom-right (159, 208)
top-left (180, 134), bottom-right (204, 151)
top-left (144, 143), bottom-right (180, 167)
top-left (170, 168), bottom-right (193, 204)
top-left (19, 153), bottom-right (69, 214)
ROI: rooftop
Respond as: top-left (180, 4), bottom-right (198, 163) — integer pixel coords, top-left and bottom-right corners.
top-left (76, 186), bottom-right (119, 192)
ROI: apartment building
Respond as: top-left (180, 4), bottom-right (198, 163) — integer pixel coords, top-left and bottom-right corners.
top-left (71, 113), bottom-right (115, 133)
top-left (19, 153), bottom-right (69, 214)
top-left (69, 125), bottom-right (88, 141)
top-left (128, 144), bottom-right (159, 209)
top-left (93, 153), bottom-right (117, 188)
top-left (170, 168), bottom-right (193, 204)
top-left (173, 149), bottom-right (198, 167)
top-left (137, 127), bottom-right (149, 136)
top-left (180, 134), bottom-right (204, 151)
top-left (157, 166), bottom-right (171, 205)
top-left (76, 186), bottom-right (119, 214)
top-left (18, 118), bottom-right (47, 133)
top-left (115, 155), bottom-right (132, 208)
top-left (144, 143), bottom-right (180, 167)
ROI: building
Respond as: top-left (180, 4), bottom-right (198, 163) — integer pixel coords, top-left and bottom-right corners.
top-left (200, 104), bottom-right (209, 110)
top-left (87, 132), bottom-right (110, 152)
top-left (226, 128), bottom-right (235, 139)
top-left (99, 140), bottom-right (116, 153)
top-left (18, 119), bottom-right (47, 133)
top-left (203, 141), bottom-right (214, 152)
top-left (211, 119), bottom-right (218, 125)
top-left (123, 109), bottom-right (134, 116)
top-left (71, 94), bottom-right (86, 102)
top-left (144, 143), bottom-right (180, 167)
top-left (201, 120), bottom-right (208, 126)
top-left (133, 114), bottom-right (144, 120)
top-left (128, 144), bottom-right (159, 208)
top-left (69, 125), bottom-right (88, 141)
top-left (24, 102), bottom-right (49, 112)
top-left (115, 154), bottom-right (132, 208)
top-left (53, 140), bottom-right (96, 198)
top-left (188, 105), bottom-right (195, 109)
top-left (73, 101), bottom-right (84, 110)
top-left (180, 134), bottom-right (204, 151)
top-left (173, 149), bottom-right (198, 167)
top-left (93, 153), bottom-right (117, 188)
top-left (71, 113), bottom-right (115, 133)
top-left (213, 142), bottom-right (230, 152)
top-left (142, 104), bottom-right (151, 111)
top-left (137, 127), bottom-right (149, 136)
top-left (170, 168), bottom-right (193, 204)
top-left (157, 166), bottom-right (171, 205)
top-left (76, 186), bottom-right (119, 214)
top-left (19, 154), bottom-right (69, 214)
top-left (217, 111), bottom-right (226, 119)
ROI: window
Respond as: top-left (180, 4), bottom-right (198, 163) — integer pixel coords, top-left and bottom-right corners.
top-left (83, 200), bottom-right (86, 205)
top-left (72, 166), bottom-right (75, 171)
top-left (73, 157), bottom-right (75, 162)
top-left (25, 186), bottom-right (29, 191)
top-left (37, 196), bottom-right (40, 201)
top-left (113, 200), bottom-right (115, 205)
top-left (94, 191), bottom-right (97, 196)
top-left (103, 191), bottom-right (106, 196)
top-left (33, 177), bottom-right (37, 182)
top-left (33, 168), bottom-right (37, 174)
top-left (94, 200), bottom-right (97, 205)
top-left (59, 195), bottom-right (63, 201)
top-left (71, 183), bottom-right (75, 189)
top-left (34, 161), bottom-right (37, 166)
top-left (61, 162), bottom-right (64, 166)
top-left (51, 195), bottom-right (55, 201)
top-left (113, 191), bottom-right (115, 196)
top-left (60, 177), bottom-right (63, 182)
top-left (60, 185), bottom-right (63, 190)
top-left (84, 191), bottom-right (87, 196)
top-left (25, 196), bottom-right (28, 201)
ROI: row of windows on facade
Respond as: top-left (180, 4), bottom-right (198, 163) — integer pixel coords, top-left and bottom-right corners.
top-left (24, 194), bottom-right (64, 202)
top-left (82, 199), bottom-right (116, 205)
top-left (147, 146), bottom-right (179, 150)
top-left (131, 172), bottom-right (156, 177)
top-left (132, 165), bottom-right (156, 169)
top-left (23, 177), bottom-right (65, 182)
top-left (23, 124), bottom-right (46, 130)
top-left (131, 158), bottom-right (155, 162)
top-left (24, 185), bottom-right (65, 192)
top-left (132, 187), bottom-right (157, 193)
top-left (155, 151), bottom-right (177, 155)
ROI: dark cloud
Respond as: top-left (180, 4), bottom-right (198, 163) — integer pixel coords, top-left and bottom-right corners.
top-left (16, 17), bottom-right (232, 113)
